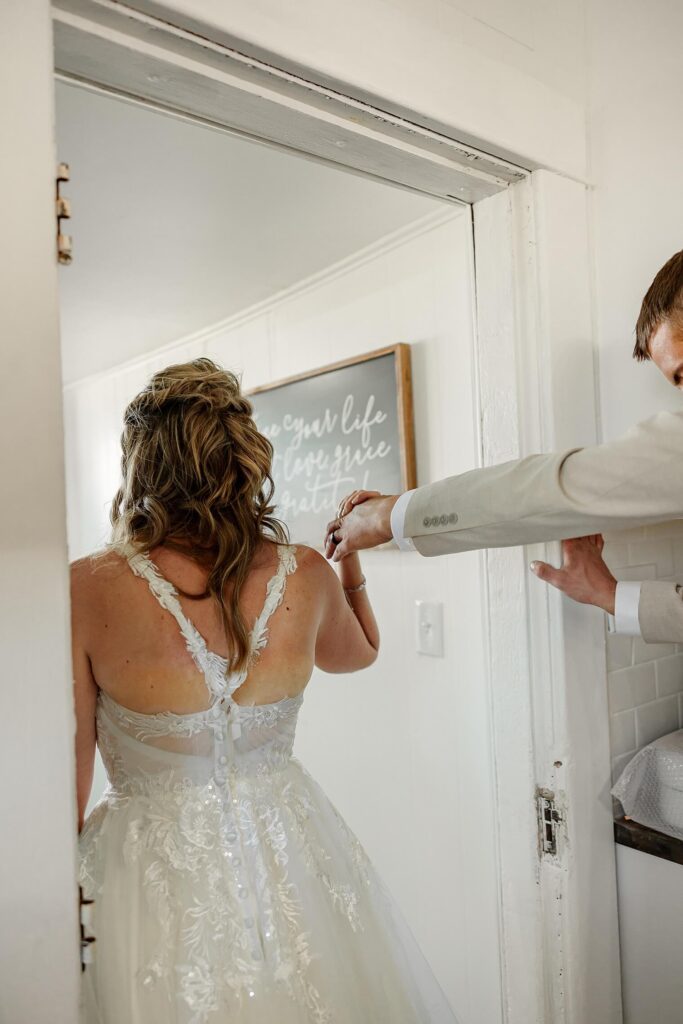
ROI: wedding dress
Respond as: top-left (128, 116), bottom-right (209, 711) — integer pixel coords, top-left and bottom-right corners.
top-left (79, 540), bottom-right (460, 1023)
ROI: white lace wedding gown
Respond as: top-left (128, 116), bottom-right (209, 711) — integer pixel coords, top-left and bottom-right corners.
top-left (79, 541), bottom-right (460, 1024)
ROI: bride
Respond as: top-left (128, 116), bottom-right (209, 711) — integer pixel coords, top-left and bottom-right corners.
top-left (73, 357), bottom-right (459, 1023)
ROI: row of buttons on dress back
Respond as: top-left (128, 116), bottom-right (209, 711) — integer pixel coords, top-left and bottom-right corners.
top-left (210, 695), bottom-right (266, 980)
top-left (212, 697), bottom-right (241, 778)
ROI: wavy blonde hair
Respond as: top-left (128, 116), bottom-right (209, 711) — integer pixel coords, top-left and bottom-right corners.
top-left (109, 357), bottom-right (288, 675)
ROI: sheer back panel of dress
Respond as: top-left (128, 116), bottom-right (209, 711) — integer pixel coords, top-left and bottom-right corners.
top-left (97, 540), bottom-right (300, 760)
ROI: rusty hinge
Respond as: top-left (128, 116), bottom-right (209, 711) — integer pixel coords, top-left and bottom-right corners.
top-left (56, 162), bottom-right (72, 265)
top-left (79, 885), bottom-right (95, 969)
top-left (537, 787), bottom-right (564, 857)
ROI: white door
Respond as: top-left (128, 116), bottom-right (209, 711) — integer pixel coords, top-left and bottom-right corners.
top-left (0, 3), bottom-right (81, 1023)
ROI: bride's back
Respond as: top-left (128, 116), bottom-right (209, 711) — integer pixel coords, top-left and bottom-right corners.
top-left (72, 537), bottom-right (324, 715)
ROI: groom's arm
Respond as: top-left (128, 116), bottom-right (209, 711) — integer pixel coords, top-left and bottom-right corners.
top-left (401, 409), bottom-right (683, 554)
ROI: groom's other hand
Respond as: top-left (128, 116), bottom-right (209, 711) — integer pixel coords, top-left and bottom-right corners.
top-left (530, 535), bottom-right (618, 614)
top-left (325, 491), bottom-right (400, 561)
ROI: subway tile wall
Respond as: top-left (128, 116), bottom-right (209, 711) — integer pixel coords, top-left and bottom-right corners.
top-left (603, 521), bottom-right (683, 786)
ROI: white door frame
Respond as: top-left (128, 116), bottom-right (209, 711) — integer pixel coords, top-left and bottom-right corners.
top-left (474, 177), bottom-right (622, 1024)
top-left (0, 4), bottom-right (81, 1024)
top-left (4, 2), bottom-right (620, 1020)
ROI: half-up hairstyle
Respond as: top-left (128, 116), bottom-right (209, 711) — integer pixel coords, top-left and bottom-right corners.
top-left (109, 357), bottom-right (288, 675)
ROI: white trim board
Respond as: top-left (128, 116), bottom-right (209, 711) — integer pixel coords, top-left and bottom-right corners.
top-left (473, 174), bottom-right (622, 1024)
top-left (52, 0), bottom-right (526, 205)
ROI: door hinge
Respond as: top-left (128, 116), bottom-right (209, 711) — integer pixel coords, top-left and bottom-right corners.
top-left (56, 162), bottom-right (72, 265)
top-left (79, 885), bottom-right (95, 969)
top-left (537, 787), bottom-right (564, 857)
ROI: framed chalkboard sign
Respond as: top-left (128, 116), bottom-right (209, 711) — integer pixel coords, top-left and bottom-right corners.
top-left (248, 344), bottom-right (416, 547)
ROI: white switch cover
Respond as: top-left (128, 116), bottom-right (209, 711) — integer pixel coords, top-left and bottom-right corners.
top-left (415, 601), bottom-right (444, 657)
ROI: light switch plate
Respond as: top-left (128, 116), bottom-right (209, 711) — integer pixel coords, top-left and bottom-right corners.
top-left (415, 600), bottom-right (444, 657)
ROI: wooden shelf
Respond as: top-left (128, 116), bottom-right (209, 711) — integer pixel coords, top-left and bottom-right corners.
top-left (614, 816), bottom-right (683, 867)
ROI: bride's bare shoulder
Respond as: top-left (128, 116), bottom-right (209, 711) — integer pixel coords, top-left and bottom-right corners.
top-left (69, 548), bottom-right (128, 643)
top-left (69, 546), bottom-right (129, 595)
top-left (285, 543), bottom-right (338, 589)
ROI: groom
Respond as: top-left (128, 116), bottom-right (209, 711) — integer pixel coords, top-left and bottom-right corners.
top-left (325, 249), bottom-right (683, 644)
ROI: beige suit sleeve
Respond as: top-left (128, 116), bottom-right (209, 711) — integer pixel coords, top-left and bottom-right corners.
top-left (404, 409), bottom-right (683, 555)
top-left (638, 580), bottom-right (683, 643)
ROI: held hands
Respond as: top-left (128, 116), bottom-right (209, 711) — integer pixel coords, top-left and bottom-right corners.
top-left (530, 535), bottom-right (618, 615)
top-left (324, 490), bottom-right (399, 561)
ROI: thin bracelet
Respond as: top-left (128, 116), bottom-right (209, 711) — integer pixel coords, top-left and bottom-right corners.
top-left (343, 576), bottom-right (367, 593)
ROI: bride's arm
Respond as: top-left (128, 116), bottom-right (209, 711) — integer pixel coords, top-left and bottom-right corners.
top-left (71, 561), bottom-right (98, 831)
top-left (308, 547), bottom-right (379, 673)
top-left (336, 550), bottom-right (380, 652)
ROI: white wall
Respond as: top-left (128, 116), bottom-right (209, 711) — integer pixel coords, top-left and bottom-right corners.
top-left (588, 0), bottom-right (683, 441)
top-left (55, 80), bottom-right (437, 383)
top-left (64, 209), bottom-right (504, 1023)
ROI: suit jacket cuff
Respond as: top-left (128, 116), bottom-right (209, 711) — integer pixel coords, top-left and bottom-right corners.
top-left (613, 581), bottom-right (643, 636)
top-left (390, 490), bottom-right (416, 551)
top-left (638, 579), bottom-right (683, 643)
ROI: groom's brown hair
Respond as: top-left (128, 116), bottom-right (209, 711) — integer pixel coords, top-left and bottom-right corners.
top-left (634, 249), bottom-right (683, 360)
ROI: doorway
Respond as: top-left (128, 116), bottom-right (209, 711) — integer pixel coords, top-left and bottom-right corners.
top-left (0, 2), bottom-right (621, 1021)
top-left (57, 74), bottom-right (501, 1022)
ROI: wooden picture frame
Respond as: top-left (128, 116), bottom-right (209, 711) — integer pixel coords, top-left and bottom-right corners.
top-left (247, 343), bottom-right (416, 545)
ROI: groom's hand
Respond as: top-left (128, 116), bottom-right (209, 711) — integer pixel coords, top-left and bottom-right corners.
top-left (530, 535), bottom-right (617, 614)
top-left (324, 491), bottom-right (400, 561)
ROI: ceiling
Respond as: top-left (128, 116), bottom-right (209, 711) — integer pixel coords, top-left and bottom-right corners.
top-left (56, 81), bottom-right (443, 384)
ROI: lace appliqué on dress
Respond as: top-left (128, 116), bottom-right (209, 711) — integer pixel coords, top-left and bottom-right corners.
top-left (251, 544), bottom-right (298, 659)
top-left (121, 544), bottom-right (232, 702)
top-left (99, 691), bottom-right (210, 741)
top-left (112, 768), bottom-right (338, 1024)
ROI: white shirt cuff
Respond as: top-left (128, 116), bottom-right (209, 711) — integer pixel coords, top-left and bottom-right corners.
top-left (390, 489), bottom-right (416, 551)
top-left (611, 581), bottom-right (643, 636)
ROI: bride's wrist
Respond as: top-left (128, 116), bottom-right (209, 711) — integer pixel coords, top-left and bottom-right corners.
top-left (338, 551), bottom-right (363, 588)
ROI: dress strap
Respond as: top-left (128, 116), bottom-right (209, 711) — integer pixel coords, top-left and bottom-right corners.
top-left (115, 540), bottom-right (298, 704)
top-left (115, 540), bottom-right (231, 702)
top-left (251, 543), bottom-right (298, 658)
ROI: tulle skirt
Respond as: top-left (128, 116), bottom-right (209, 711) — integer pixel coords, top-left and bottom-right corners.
top-left (79, 757), bottom-right (459, 1024)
